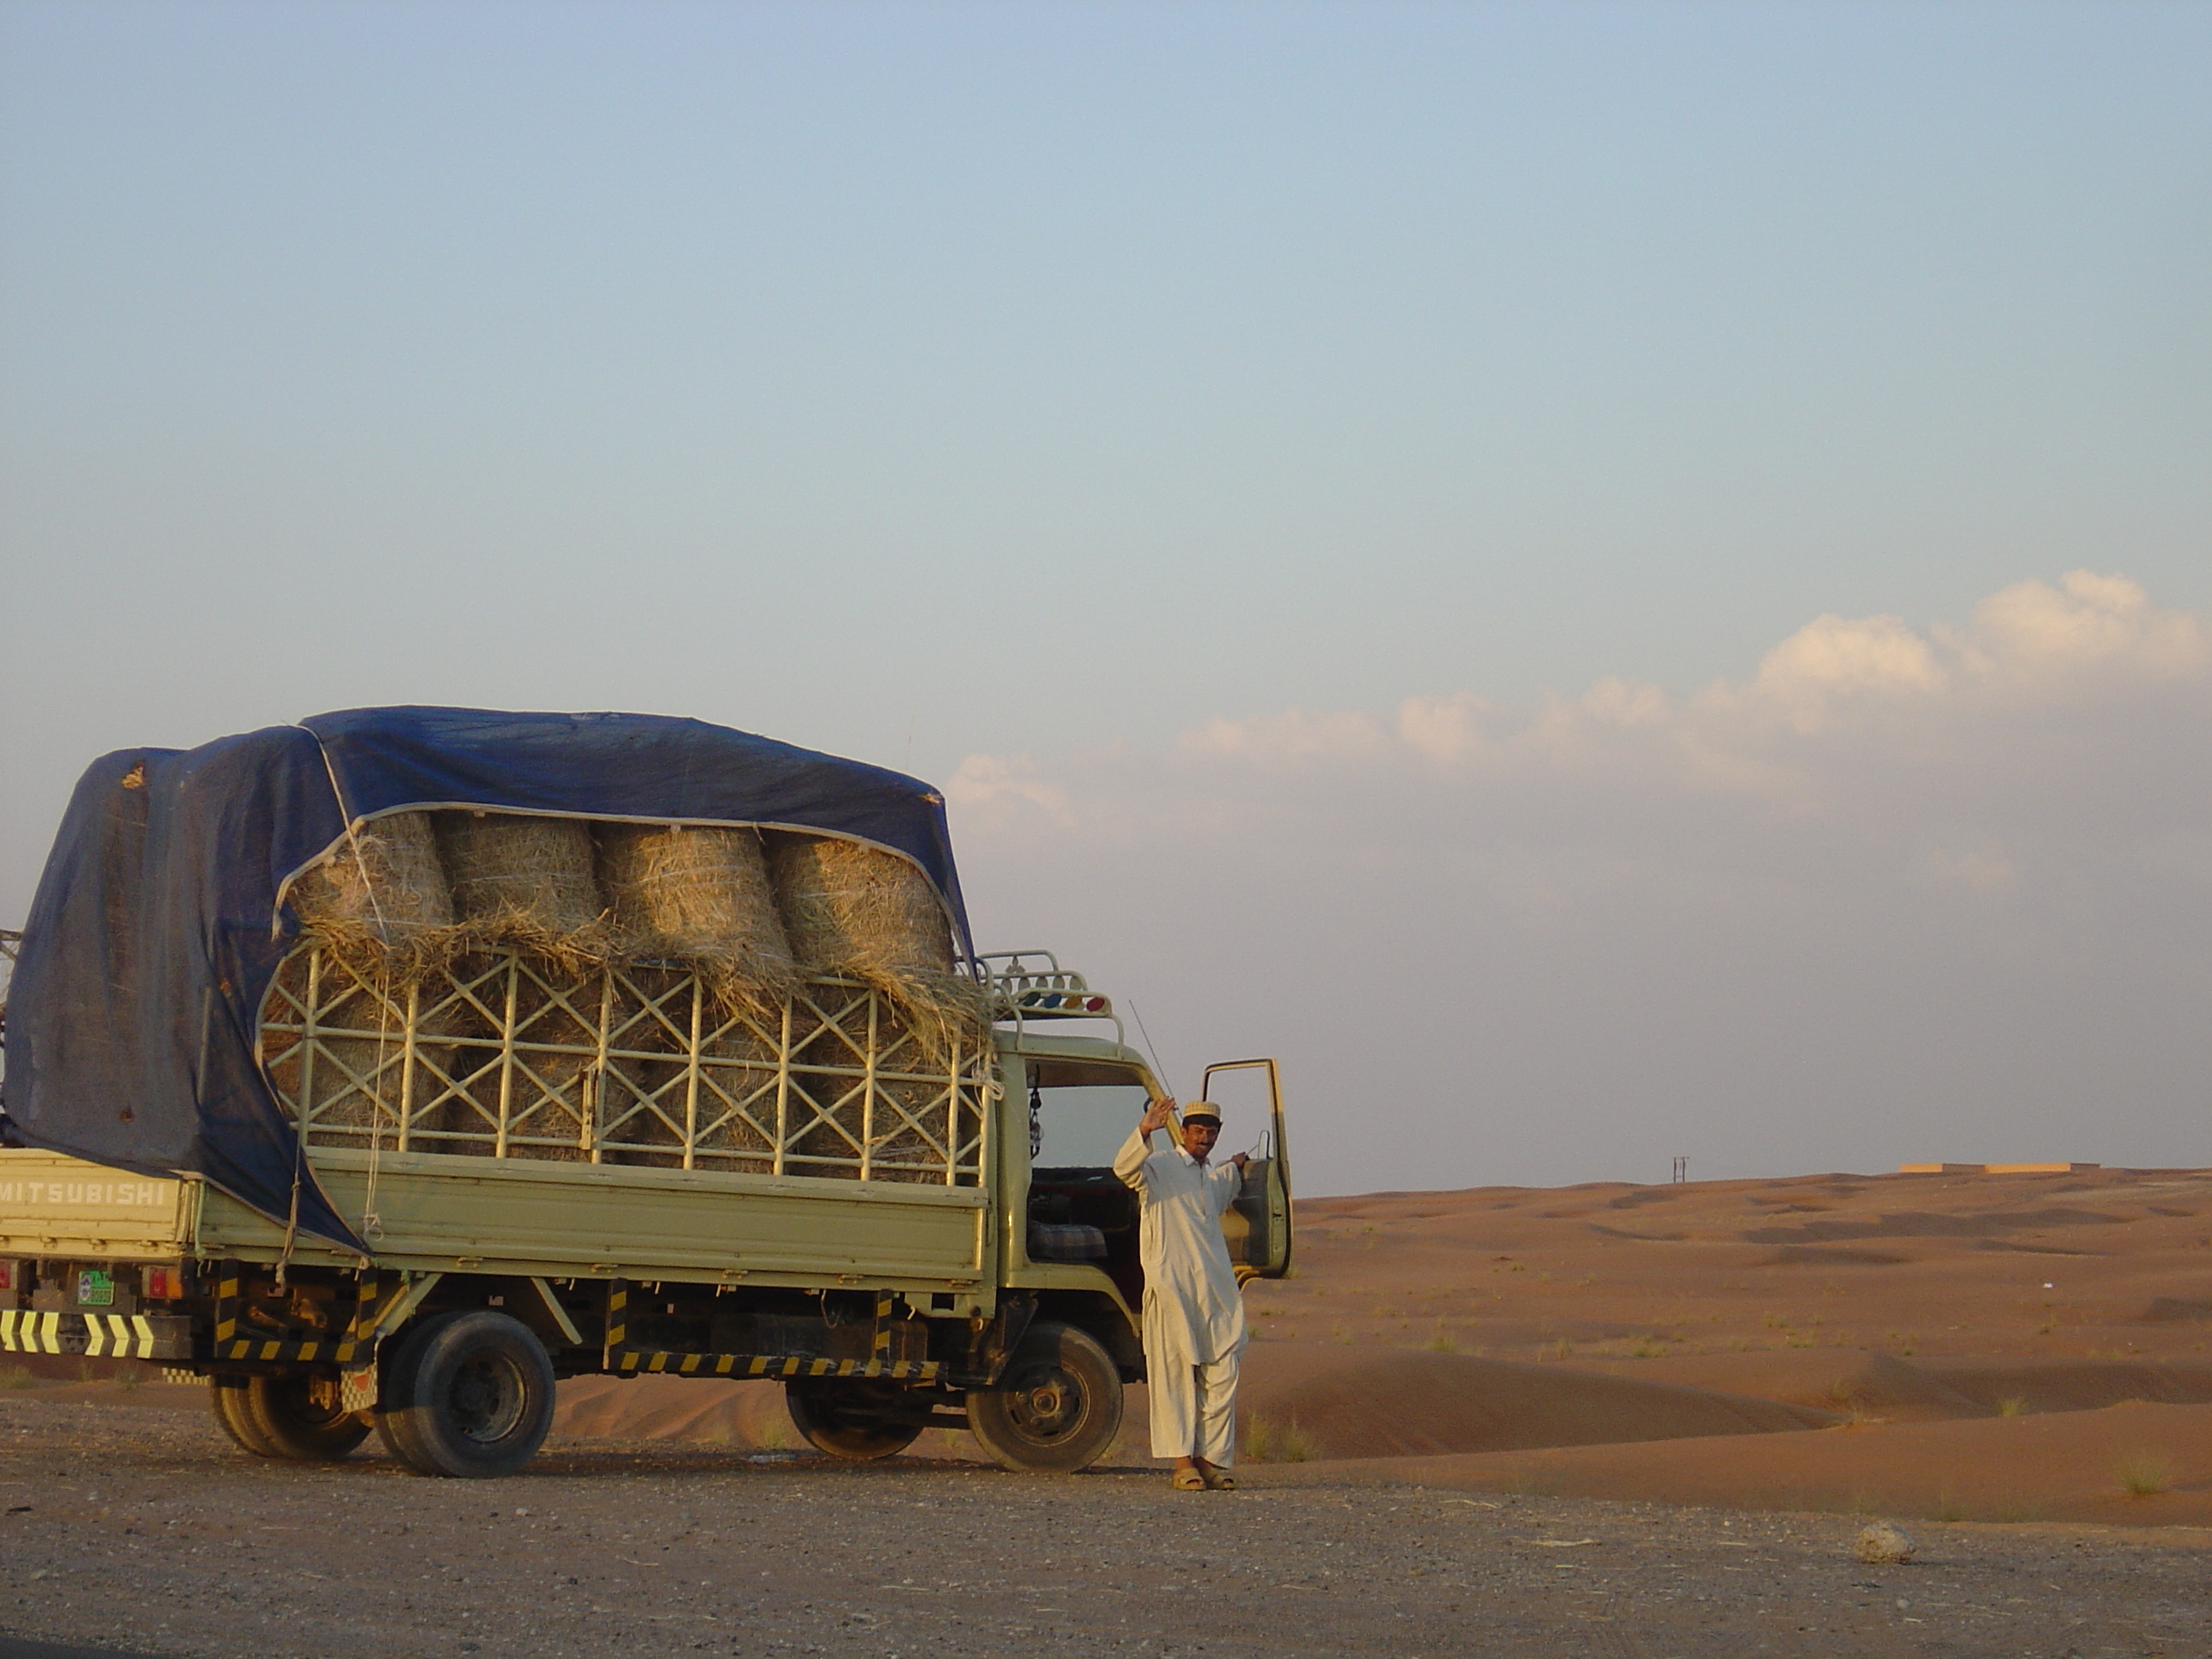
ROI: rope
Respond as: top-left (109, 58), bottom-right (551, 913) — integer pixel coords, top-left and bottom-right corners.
top-left (288, 730), bottom-right (398, 1270)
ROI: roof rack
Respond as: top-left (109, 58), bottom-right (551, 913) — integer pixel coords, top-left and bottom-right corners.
top-left (976, 950), bottom-right (1120, 1038)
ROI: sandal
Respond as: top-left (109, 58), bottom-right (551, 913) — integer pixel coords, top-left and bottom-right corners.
top-left (1202, 1468), bottom-right (1237, 1491)
top-left (1172, 1468), bottom-right (1207, 1491)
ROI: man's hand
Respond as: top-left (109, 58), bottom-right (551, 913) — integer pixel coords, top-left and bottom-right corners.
top-left (1139, 1095), bottom-right (1178, 1137)
top-left (1228, 1150), bottom-right (1251, 1171)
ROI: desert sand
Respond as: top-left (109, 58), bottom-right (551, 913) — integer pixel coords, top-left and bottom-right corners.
top-left (3, 1393), bottom-right (2210, 1659)
top-left (539, 1162), bottom-right (2212, 1526)
top-left (2, 1165), bottom-right (2210, 1656)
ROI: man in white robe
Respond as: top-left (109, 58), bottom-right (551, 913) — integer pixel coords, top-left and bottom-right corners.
top-left (1114, 1094), bottom-right (1249, 1491)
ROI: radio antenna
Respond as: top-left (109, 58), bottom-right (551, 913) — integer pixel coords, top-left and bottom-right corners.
top-left (1126, 999), bottom-right (1169, 1084)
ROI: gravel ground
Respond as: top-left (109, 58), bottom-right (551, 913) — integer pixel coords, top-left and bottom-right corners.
top-left (0, 1398), bottom-right (2208, 1659)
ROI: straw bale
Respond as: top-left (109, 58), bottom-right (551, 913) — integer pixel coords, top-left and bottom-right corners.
top-left (591, 964), bottom-right (793, 1173)
top-left (263, 947), bottom-right (469, 1152)
top-left (435, 812), bottom-right (611, 964)
top-left (290, 812), bottom-right (456, 973)
top-left (765, 832), bottom-right (987, 1055)
top-left (785, 998), bottom-right (977, 1185)
top-left (688, 998), bottom-right (789, 1175)
top-left (412, 952), bottom-right (592, 1161)
top-left (596, 823), bottom-right (797, 1016)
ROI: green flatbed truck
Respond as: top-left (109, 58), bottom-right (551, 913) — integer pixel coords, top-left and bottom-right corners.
top-left (0, 932), bottom-right (1291, 1477)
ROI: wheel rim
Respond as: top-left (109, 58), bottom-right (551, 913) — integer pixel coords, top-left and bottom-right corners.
top-left (271, 1378), bottom-right (352, 1434)
top-left (1003, 1364), bottom-right (1085, 1444)
top-left (445, 1352), bottom-right (528, 1443)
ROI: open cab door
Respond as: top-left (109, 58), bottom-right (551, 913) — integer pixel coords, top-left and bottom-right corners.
top-left (1200, 1058), bottom-right (1292, 1283)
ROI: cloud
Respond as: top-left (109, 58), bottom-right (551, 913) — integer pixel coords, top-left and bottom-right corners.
top-left (948, 574), bottom-right (2212, 1193)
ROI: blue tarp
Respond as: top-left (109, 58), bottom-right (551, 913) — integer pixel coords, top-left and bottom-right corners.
top-left (2, 707), bottom-right (974, 1254)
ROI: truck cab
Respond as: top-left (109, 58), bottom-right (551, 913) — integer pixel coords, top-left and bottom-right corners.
top-left (786, 952), bottom-right (1293, 1474)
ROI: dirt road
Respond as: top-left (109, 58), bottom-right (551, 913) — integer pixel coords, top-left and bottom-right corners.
top-left (2, 1397), bottom-right (2208, 1659)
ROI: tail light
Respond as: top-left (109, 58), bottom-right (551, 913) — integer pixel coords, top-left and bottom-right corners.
top-left (142, 1265), bottom-right (189, 1301)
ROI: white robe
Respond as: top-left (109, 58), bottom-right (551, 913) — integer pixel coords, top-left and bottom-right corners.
top-left (1113, 1126), bottom-right (1247, 1366)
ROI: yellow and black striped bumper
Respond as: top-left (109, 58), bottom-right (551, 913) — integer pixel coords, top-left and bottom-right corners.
top-left (0, 1309), bottom-right (191, 1359)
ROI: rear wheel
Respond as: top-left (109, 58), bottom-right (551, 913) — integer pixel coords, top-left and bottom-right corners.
top-left (785, 1379), bottom-right (925, 1460)
top-left (375, 1311), bottom-right (555, 1479)
top-left (966, 1321), bottom-right (1123, 1474)
top-left (209, 1377), bottom-right (278, 1457)
top-left (242, 1373), bottom-right (370, 1461)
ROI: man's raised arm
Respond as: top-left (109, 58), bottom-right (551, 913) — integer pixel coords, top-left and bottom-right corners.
top-left (1114, 1094), bottom-right (1178, 1188)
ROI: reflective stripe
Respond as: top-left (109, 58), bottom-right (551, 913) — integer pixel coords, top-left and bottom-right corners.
top-left (606, 1348), bottom-right (941, 1384)
top-left (131, 1315), bottom-right (154, 1356)
top-left (38, 1313), bottom-right (61, 1354)
top-left (0, 1310), bottom-right (17, 1353)
top-left (85, 1316), bottom-right (108, 1358)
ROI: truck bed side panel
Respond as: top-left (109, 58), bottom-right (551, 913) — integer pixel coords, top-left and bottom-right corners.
top-left (192, 1150), bottom-right (990, 1287)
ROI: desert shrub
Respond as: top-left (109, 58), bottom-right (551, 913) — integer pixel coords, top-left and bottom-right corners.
top-left (1242, 1414), bottom-right (1318, 1464)
top-left (2116, 1452), bottom-right (2175, 1498)
top-left (1243, 1414), bottom-right (1277, 1463)
top-left (1995, 1395), bottom-right (2029, 1417)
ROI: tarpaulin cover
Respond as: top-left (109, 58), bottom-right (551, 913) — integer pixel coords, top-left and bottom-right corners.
top-left (2, 707), bottom-right (974, 1254)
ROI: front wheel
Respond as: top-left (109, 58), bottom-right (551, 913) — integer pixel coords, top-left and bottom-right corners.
top-left (966, 1321), bottom-right (1123, 1474)
top-left (786, 1379), bottom-right (925, 1460)
top-left (375, 1311), bottom-right (555, 1479)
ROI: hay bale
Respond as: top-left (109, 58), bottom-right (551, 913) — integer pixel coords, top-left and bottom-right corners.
top-left (591, 963), bottom-right (798, 1173)
top-left (410, 951), bottom-right (591, 1162)
top-left (688, 996), bottom-right (789, 1175)
top-left (264, 948), bottom-right (467, 1152)
top-left (290, 812), bottom-right (454, 970)
top-left (434, 812), bottom-right (609, 962)
top-left (596, 823), bottom-right (796, 1015)
top-left (785, 1000), bottom-right (975, 1184)
top-left (765, 832), bottom-right (986, 1052)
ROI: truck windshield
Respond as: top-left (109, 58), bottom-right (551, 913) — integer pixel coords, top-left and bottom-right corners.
top-left (1030, 1073), bottom-right (1150, 1169)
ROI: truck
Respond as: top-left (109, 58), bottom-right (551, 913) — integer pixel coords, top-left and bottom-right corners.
top-left (0, 707), bottom-right (1291, 1477)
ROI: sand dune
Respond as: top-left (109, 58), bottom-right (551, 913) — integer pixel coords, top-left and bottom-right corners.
top-left (1240, 1398), bottom-right (2212, 1527)
top-left (1567, 1349), bottom-right (2212, 1420)
top-left (543, 1342), bottom-right (1839, 1462)
top-left (554, 1373), bottom-right (794, 1446)
top-left (1174, 1342), bottom-right (1836, 1457)
top-left (1266, 1166), bottom-right (2212, 1368)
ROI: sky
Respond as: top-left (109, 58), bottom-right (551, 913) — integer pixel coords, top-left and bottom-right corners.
top-left (3, 2), bottom-right (2207, 1191)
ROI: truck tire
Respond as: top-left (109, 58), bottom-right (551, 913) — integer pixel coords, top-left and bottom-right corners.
top-left (966, 1321), bottom-right (1123, 1474)
top-left (242, 1373), bottom-right (371, 1461)
top-left (210, 1377), bottom-right (280, 1457)
top-left (374, 1310), bottom-right (555, 1479)
top-left (785, 1378), bottom-right (925, 1460)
